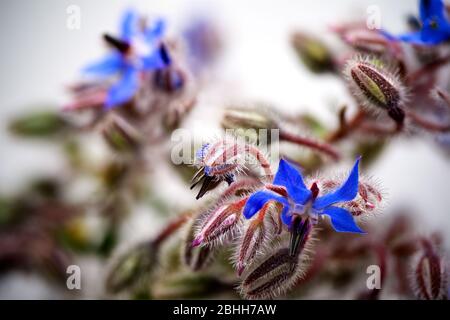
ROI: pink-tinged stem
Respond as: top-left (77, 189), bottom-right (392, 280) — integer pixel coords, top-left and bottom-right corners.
top-left (326, 108), bottom-right (366, 143)
top-left (406, 54), bottom-right (450, 86)
top-left (280, 130), bottom-right (340, 161)
top-left (406, 110), bottom-right (450, 133)
top-left (152, 212), bottom-right (192, 247)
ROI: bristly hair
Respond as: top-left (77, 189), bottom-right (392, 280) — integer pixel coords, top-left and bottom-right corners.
top-left (238, 228), bottom-right (317, 299)
top-left (343, 54), bottom-right (409, 117)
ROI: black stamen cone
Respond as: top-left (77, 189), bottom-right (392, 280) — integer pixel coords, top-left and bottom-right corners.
top-left (195, 175), bottom-right (221, 200)
top-left (289, 216), bottom-right (311, 257)
top-left (159, 44), bottom-right (172, 66)
top-left (103, 33), bottom-right (130, 54)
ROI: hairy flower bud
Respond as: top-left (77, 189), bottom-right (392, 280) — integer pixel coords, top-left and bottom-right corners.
top-left (240, 232), bottom-right (314, 299)
top-left (240, 246), bottom-right (304, 299)
top-left (192, 198), bottom-right (246, 247)
top-left (313, 175), bottom-right (384, 218)
top-left (291, 32), bottom-right (334, 73)
top-left (411, 240), bottom-right (448, 300)
top-left (344, 56), bottom-right (407, 125)
top-left (182, 213), bottom-right (215, 271)
top-left (234, 206), bottom-right (274, 276)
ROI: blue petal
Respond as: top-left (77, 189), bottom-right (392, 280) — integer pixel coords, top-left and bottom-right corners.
top-left (145, 18), bottom-right (166, 42)
top-left (273, 159), bottom-right (311, 205)
top-left (322, 206), bottom-right (365, 233)
top-left (243, 190), bottom-right (290, 220)
top-left (105, 66), bottom-right (138, 108)
top-left (280, 207), bottom-right (295, 227)
top-left (141, 47), bottom-right (168, 70)
top-left (121, 9), bottom-right (139, 41)
top-left (419, 0), bottom-right (446, 23)
top-left (83, 53), bottom-right (123, 76)
top-left (313, 157), bottom-right (360, 210)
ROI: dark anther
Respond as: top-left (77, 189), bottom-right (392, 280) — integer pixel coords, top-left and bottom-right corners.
top-left (289, 216), bottom-right (311, 257)
top-left (103, 33), bottom-right (130, 54)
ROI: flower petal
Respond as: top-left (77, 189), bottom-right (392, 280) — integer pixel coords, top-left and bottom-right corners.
top-left (83, 53), bottom-right (123, 76)
top-left (120, 9), bottom-right (139, 41)
top-left (313, 157), bottom-right (360, 210)
top-left (322, 206), bottom-right (365, 233)
top-left (142, 46), bottom-right (168, 70)
top-left (145, 18), bottom-right (166, 43)
top-left (105, 66), bottom-right (138, 108)
top-left (273, 159), bottom-right (311, 205)
top-left (243, 190), bottom-right (289, 220)
top-left (419, 0), bottom-right (447, 24)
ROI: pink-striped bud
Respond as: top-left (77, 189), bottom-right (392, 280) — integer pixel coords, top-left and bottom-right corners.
top-left (411, 239), bottom-right (448, 300)
top-left (192, 198), bottom-right (246, 247)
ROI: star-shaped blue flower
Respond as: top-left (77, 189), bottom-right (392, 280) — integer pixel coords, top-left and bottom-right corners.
top-left (83, 10), bottom-right (169, 108)
top-left (243, 157), bottom-right (364, 233)
top-left (383, 0), bottom-right (450, 45)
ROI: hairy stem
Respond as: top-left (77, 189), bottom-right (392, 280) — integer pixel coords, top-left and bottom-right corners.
top-left (280, 130), bottom-right (340, 160)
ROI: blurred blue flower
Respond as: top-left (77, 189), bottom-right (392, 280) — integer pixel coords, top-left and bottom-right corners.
top-left (383, 0), bottom-right (450, 45)
top-left (243, 157), bottom-right (364, 233)
top-left (83, 10), bottom-right (169, 108)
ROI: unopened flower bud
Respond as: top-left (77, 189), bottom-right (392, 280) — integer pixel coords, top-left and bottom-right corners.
top-left (152, 273), bottom-right (230, 299)
top-left (314, 176), bottom-right (384, 218)
top-left (291, 32), bottom-right (334, 73)
top-left (411, 240), bottom-right (448, 300)
top-left (102, 114), bottom-right (142, 153)
top-left (106, 241), bottom-right (157, 294)
top-left (9, 111), bottom-right (71, 138)
top-left (235, 216), bottom-right (268, 276)
top-left (192, 199), bottom-right (246, 247)
top-left (221, 106), bottom-right (278, 132)
top-left (182, 214), bottom-right (215, 271)
top-left (240, 246), bottom-right (306, 299)
top-left (344, 56), bottom-right (407, 125)
top-left (342, 29), bottom-right (391, 55)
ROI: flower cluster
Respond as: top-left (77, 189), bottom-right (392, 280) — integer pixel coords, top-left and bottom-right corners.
top-left (184, 139), bottom-right (383, 298)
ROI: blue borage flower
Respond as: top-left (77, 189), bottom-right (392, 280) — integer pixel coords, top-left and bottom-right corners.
top-left (382, 0), bottom-right (450, 45)
top-left (83, 9), bottom-right (170, 108)
top-left (243, 157), bottom-right (365, 234)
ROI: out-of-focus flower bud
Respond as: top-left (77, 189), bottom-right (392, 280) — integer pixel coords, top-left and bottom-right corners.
top-left (9, 111), bottom-right (71, 138)
top-left (102, 114), bottom-right (142, 153)
top-left (106, 241), bottom-right (157, 294)
top-left (0, 197), bottom-right (15, 226)
top-left (152, 273), bottom-right (231, 299)
top-left (411, 239), bottom-right (448, 300)
top-left (291, 32), bottom-right (334, 73)
top-left (342, 29), bottom-right (392, 55)
top-left (222, 106), bottom-right (278, 132)
top-left (344, 56), bottom-right (408, 126)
